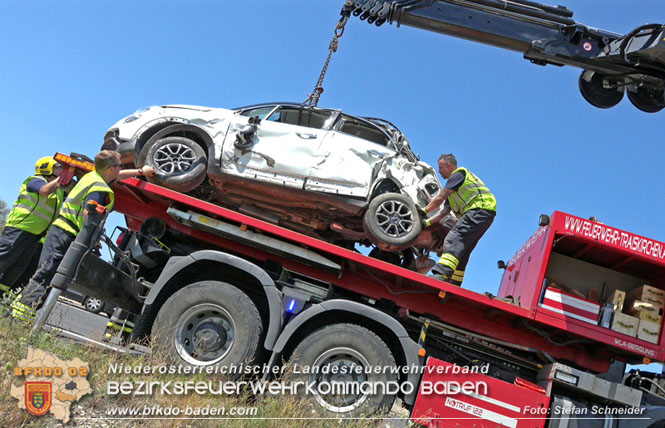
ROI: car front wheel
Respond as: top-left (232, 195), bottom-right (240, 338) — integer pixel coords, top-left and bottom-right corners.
top-left (363, 193), bottom-right (422, 252)
top-left (140, 136), bottom-right (207, 193)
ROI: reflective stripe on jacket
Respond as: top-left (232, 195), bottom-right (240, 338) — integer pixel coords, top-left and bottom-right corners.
top-left (52, 171), bottom-right (114, 235)
top-left (6, 176), bottom-right (63, 235)
top-left (447, 167), bottom-right (497, 217)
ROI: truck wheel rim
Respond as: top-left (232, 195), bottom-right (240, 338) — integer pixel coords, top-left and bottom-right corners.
top-left (309, 347), bottom-right (370, 413)
top-left (154, 143), bottom-right (197, 174)
top-left (375, 200), bottom-right (414, 238)
top-left (174, 304), bottom-right (235, 365)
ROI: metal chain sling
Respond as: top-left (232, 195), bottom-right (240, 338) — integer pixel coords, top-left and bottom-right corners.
top-left (302, 13), bottom-right (349, 108)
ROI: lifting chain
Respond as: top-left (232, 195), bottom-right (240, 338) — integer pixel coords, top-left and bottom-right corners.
top-left (302, 11), bottom-right (350, 108)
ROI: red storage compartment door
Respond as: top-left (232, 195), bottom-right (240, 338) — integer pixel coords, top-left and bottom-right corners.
top-left (412, 358), bottom-right (550, 428)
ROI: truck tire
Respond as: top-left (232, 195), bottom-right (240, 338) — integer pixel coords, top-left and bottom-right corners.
top-left (152, 281), bottom-right (263, 371)
top-left (141, 136), bottom-right (207, 193)
top-left (289, 323), bottom-right (397, 416)
top-left (363, 192), bottom-right (422, 252)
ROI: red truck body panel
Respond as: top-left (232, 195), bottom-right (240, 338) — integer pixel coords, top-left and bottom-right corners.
top-left (411, 358), bottom-right (550, 428)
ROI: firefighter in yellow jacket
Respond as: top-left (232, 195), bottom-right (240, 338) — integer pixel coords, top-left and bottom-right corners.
top-left (12, 151), bottom-right (154, 321)
top-left (422, 153), bottom-right (497, 287)
top-left (0, 157), bottom-right (64, 294)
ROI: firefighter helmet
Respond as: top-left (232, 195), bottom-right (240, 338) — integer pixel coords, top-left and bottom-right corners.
top-left (35, 156), bottom-right (60, 176)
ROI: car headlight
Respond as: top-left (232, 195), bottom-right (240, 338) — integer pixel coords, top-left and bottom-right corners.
top-left (417, 176), bottom-right (441, 202)
top-left (424, 182), bottom-right (439, 197)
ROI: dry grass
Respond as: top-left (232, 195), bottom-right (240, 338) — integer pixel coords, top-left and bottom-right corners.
top-left (0, 303), bottom-right (409, 428)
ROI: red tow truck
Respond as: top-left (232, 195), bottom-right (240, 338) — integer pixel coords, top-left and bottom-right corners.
top-left (47, 153), bottom-right (665, 427)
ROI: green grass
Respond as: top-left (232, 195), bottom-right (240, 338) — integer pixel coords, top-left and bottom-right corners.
top-left (0, 303), bottom-right (409, 428)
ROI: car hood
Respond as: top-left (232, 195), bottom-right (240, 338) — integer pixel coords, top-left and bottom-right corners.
top-left (108, 105), bottom-right (234, 141)
top-left (160, 104), bottom-right (216, 112)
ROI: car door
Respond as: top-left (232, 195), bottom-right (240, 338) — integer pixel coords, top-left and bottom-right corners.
top-left (220, 105), bottom-right (333, 190)
top-left (307, 114), bottom-right (395, 199)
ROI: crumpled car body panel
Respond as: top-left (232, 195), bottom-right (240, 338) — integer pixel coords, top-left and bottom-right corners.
top-left (105, 103), bottom-right (444, 246)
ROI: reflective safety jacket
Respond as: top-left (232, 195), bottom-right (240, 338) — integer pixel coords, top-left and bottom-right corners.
top-left (447, 167), bottom-right (497, 217)
top-left (5, 176), bottom-right (63, 235)
top-left (52, 171), bottom-right (114, 236)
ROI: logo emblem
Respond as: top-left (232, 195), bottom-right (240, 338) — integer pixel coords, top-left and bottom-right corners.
top-left (582, 42), bottom-right (593, 52)
top-left (25, 382), bottom-right (52, 416)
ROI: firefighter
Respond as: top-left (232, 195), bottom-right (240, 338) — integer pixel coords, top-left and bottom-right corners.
top-left (11, 150), bottom-right (154, 321)
top-left (421, 153), bottom-right (496, 286)
top-left (0, 157), bottom-right (64, 294)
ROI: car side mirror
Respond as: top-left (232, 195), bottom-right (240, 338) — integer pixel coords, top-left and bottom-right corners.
top-left (234, 116), bottom-right (261, 150)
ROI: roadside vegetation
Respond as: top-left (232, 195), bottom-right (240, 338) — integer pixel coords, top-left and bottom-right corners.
top-left (0, 302), bottom-right (406, 428)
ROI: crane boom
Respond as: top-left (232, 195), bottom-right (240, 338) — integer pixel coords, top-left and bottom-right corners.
top-left (345, 0), bottom-right (665, 112)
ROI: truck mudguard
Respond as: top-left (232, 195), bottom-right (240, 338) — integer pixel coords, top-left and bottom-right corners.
top-left (144, 250), bottom-right (284, 349)
top-left (271, 299), bottom-right (422, 405)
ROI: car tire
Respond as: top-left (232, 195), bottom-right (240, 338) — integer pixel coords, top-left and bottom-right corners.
top-left (141, 136), bottom-right (207, 193)
top-left (152, 281), bottom-right (263, 372)
top-left (83, 296), bottom-right (104, 314)
top-left (289, 323), bottom-right (397, 417)
top-left (363, 192), bottom-right (422, 251)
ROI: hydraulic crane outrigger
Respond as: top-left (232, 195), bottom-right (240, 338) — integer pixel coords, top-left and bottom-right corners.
top-left (344, 0), bottom-right (665, 112)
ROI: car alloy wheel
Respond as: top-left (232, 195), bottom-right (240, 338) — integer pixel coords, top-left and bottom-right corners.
top-left (153, 143), bottom-right (198, 174)
top-left (363, 193), bottom-right (422, 251)
top-left (84, 296), bottom-right (103, 314)
top-left (374, 199), bottom-right (415, 238)
top-left (140, 135), bottom-right (208, 193)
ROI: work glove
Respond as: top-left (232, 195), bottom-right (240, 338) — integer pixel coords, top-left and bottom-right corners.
top-left (58, 168), bottom-right (75, 186)
top-left (418, 206), bottom-right (432, 227)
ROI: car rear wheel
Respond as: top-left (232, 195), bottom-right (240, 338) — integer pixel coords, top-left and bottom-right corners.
top-left (363, 193), bottom-right (422, 252)
top-left (141, 136), bottom-right (207, 193)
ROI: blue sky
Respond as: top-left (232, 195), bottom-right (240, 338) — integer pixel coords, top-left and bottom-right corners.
top-left (1, 1), bottom-right (664, 345)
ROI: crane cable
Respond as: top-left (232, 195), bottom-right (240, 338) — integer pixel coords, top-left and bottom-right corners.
top-left (302, 11), bottom-right (350, 107)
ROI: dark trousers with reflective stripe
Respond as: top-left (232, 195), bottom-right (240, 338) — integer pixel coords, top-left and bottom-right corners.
top-left (0, 226), bottom-right (41, 290)
top-left (20, 226), bottom-right (75, 308)
top-left (433, 209), bottom-right (495, 285)
top-left (12, 243), bottom-right (43, 290)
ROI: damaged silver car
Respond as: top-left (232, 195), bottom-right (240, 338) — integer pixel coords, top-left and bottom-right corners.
top-left (103, 103), bottom-right (446, 253)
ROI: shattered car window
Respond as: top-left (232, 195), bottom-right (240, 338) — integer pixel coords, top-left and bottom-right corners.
top-left (266, 107), bottom-right (329, 129)
top-left (336, 114), bottom-right (391, 148)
